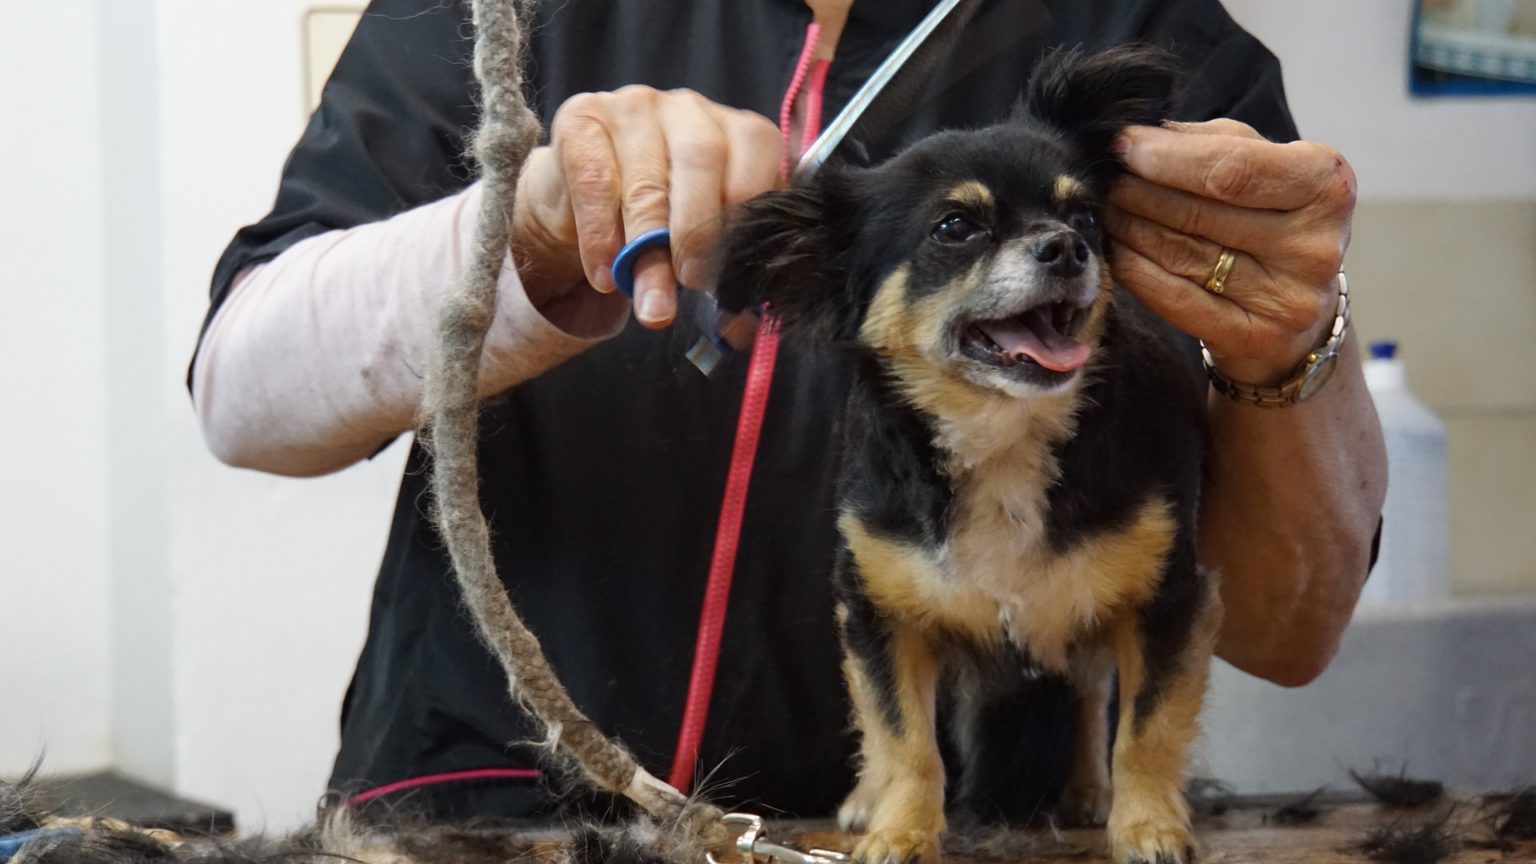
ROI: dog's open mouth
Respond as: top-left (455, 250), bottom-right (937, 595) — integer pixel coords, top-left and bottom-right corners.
top-left (960, 300), bottom-right (1092, 373)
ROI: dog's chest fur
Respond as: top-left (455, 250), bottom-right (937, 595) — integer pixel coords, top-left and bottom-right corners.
top-left (843, 370), bottom-right (1175, 673)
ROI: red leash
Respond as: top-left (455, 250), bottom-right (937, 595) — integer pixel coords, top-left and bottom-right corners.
top-left (346, 25), bottom-right (830, 810)
top-left (666, 24), bottom-right (829, 793)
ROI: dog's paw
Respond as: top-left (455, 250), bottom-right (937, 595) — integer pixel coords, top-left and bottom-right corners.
top-left (1109, 819), bottom-right (1196, 864)
top-left (851, 829), bottom-right (940, 864)
top-left (1056, 778), bottom-right (1113, 828)
top-left (836, 784), bottom-right (881, 833)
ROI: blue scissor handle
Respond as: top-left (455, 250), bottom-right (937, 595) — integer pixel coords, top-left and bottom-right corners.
top-left (610, 227), bottom-right (673, 298)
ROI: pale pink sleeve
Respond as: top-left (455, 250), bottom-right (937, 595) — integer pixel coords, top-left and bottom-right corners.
top-left (192, 183), bottom-right (630, 477)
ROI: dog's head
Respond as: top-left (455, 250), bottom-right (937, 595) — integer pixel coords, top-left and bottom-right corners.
top-left (715, 46), bottom-right (1177, 401)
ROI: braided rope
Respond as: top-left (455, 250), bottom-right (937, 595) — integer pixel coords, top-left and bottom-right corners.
top-left (419, 1), bottom-right (725, 847)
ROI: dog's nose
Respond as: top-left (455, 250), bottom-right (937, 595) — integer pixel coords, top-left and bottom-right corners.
top-left (1031, 231), bottom-right (1089, 277)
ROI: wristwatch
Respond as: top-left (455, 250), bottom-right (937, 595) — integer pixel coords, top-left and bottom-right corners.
top-left (1202, 271), bottom-right (1351, 408)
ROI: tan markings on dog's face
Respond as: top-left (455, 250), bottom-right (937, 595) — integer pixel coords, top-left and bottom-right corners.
top-left (1054, 174), bottom-right (1087, 207)
top-left (858, 265), bottom-right (913, 356)
top-left (1073, 267), bottom-right (1117, 348)
top-left (1106, 584), bottom-right (1222, 863)
top-left (860, 262), bottom-right (983, 368)
top-left (859, 262), bottom-right (1030, 424)
top-left (944, 180), bottom-right (996, 213)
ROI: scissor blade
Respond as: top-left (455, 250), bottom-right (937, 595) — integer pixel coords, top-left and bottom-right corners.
top-left (795, 0), bottom-right (984, 179)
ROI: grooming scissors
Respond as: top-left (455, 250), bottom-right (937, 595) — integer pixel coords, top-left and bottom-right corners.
top-left (609, 0), bottom-right (982, 374)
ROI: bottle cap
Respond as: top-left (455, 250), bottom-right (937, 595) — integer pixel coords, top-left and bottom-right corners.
top-left (1369, 340), bottom-right (1398, 360)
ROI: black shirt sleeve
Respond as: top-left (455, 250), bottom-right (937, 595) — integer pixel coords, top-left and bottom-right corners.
top-left (1173, 15), bottom-right (1299, 143)
top-left (1043, 0), bottom-right (1299, 142)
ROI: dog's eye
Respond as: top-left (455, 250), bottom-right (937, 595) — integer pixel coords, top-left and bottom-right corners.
top-left (932, 212), bottom-right (985, 244)
top-left (1070, 209), bottom-right (1099, 236)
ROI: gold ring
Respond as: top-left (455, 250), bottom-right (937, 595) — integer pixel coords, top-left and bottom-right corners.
top-left (1205, 247), bottom-right (1237, 295)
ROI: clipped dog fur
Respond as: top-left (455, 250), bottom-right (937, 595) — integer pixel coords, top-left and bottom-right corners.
top-left (1489, 786), bottom-right (1536, 840)
top-left (0, 765), bottom-right (44, 838)
top-left (715, 45), bottom-right (1211, 864)
top-left (0, 772), bottom-right (694, 864)
top-left (1184, 779), bottom-right (1235, 820)
top-left (1352, 817), bottom-right (1458, 864)
top-left (1351, 768), bottom-right (1445, 810)
top-left (1268, 788), bottom-right (1326, 827)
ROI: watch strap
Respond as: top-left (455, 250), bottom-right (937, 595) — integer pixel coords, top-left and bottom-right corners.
top-left (1202, 271), bottom-right (1351, 408)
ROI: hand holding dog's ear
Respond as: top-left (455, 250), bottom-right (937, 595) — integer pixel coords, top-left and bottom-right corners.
top-left (1106, 120), bottom-right (1356, 386)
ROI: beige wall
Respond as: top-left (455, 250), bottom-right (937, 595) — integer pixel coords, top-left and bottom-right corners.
top-left (1349, 200), bottom-right (1536, 594)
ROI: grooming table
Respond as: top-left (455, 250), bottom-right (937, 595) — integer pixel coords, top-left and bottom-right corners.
top-left (32, 772), bottom-right (234, 835)
top-left (752, 797), bottom-right (1534, 864)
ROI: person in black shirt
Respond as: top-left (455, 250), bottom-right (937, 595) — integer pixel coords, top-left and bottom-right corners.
top-left (191, 0), bottom-right (1386, 823)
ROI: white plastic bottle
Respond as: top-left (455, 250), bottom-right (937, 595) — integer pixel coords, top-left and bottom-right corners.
top-left (1360, 340), bottom-right (1451, 607)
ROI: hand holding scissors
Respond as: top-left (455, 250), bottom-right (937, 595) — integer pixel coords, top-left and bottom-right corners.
top-left (510, 87), bottom-right (781, 329)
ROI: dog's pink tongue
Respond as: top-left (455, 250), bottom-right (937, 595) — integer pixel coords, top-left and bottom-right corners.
top-left (976, 311), bottom-right (1091, 373)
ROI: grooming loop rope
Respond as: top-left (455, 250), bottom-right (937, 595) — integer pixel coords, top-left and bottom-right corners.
top-left (419, 0), bottom-right (728, 852)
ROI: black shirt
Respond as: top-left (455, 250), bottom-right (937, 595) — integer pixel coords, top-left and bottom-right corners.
top-left (203, 0), bottom-right (1297, 822)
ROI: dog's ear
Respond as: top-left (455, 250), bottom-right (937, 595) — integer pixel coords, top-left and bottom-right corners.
top-left (1020, 45), bottom-right (1179, 179)
top-left (711, 173), bottom-right (860, 344)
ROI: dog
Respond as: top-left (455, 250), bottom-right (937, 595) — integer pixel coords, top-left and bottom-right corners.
top-left (714, 47), bottom-right (1220, 864)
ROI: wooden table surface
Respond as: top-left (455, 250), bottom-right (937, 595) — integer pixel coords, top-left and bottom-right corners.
top-left (762, 800), bottom-right (1535, 863)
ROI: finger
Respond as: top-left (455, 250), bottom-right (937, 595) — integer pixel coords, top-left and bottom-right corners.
top-left (1159, 118), bottom-right (1265, 140)
top-left (608, 89), bottom-right (679, 326)
top-left (719, 108), bottom-right (785, 204)
top-left (661, 92), bottom-right (729, 291)
top-left (1109, 240), bottom-right (1251, 348)
top-left (673, 107), bottom-right (778, 295)
top-left (553, 96), bottom-right (625, 295)
top-left (1111, 175), bottom-right (1346, 287)
top-left (1112, 239), bottom-right (1329, 381)
top-left (514, 146), bottom-right (579, 255)
top-left (511, 147), bottom-right (588, 302)
top-left (1109, 175), bottom-right (1293, 254)
top-left (1105, 208), bottom-right (1269, 304)
top-left (1117, 124), bottom-right (1351, 211)
top-left (1108, 207), bottom-right (1322, 335)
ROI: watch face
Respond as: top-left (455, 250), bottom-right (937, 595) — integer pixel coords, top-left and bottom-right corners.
top-left (1297, 354), bottom-right (1339, 400)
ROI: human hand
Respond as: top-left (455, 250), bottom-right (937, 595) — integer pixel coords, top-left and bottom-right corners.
top-left (1105, 120), bottom-right (1357, 386)
top-left (511, 86), bottom-right (782, 329)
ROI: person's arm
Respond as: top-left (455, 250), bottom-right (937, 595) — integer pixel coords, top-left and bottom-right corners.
top-left (1201, 335), bottom-right (1384, 686)
top-left (1107, 122), bottom-right (1387, 687)
top-left (192, 183), bottom-right (630, 477)
top-left (195, 80), bottom-right (782, 477)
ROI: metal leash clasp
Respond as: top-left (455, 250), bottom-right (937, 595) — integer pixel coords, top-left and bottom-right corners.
top-left (705, 813), bottom-right (850, 864)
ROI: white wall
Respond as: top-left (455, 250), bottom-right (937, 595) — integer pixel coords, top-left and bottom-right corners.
top-left (99, 0), bottom-right (177, 792)
top-left (1224, 0), bottom-right (1536, 200)
top-left (155, 0), bottom-right (398, 832)
top-left (0, 0), bottom-right (389, 833)
top-left (0, 1), bottom-right (114, 778)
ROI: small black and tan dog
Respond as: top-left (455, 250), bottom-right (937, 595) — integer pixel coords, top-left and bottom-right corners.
top-left (716, 48), bottom-right (1219, 864)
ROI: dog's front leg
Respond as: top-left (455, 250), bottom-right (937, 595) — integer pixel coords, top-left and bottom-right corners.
top-left (1058, 642), bottom-right (1115, 827)
top-left (1105, 575), bottom-right (1221, 864)
top-left (838, 616), bottom-right (945, 864)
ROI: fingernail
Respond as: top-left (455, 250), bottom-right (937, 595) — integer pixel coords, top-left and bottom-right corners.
top-left (1111, 134), bottom-right (1132, 158)
top-left (638, 291), bottom-right (671, 324)
top-left (678, 261), bottom-right (699, 291)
